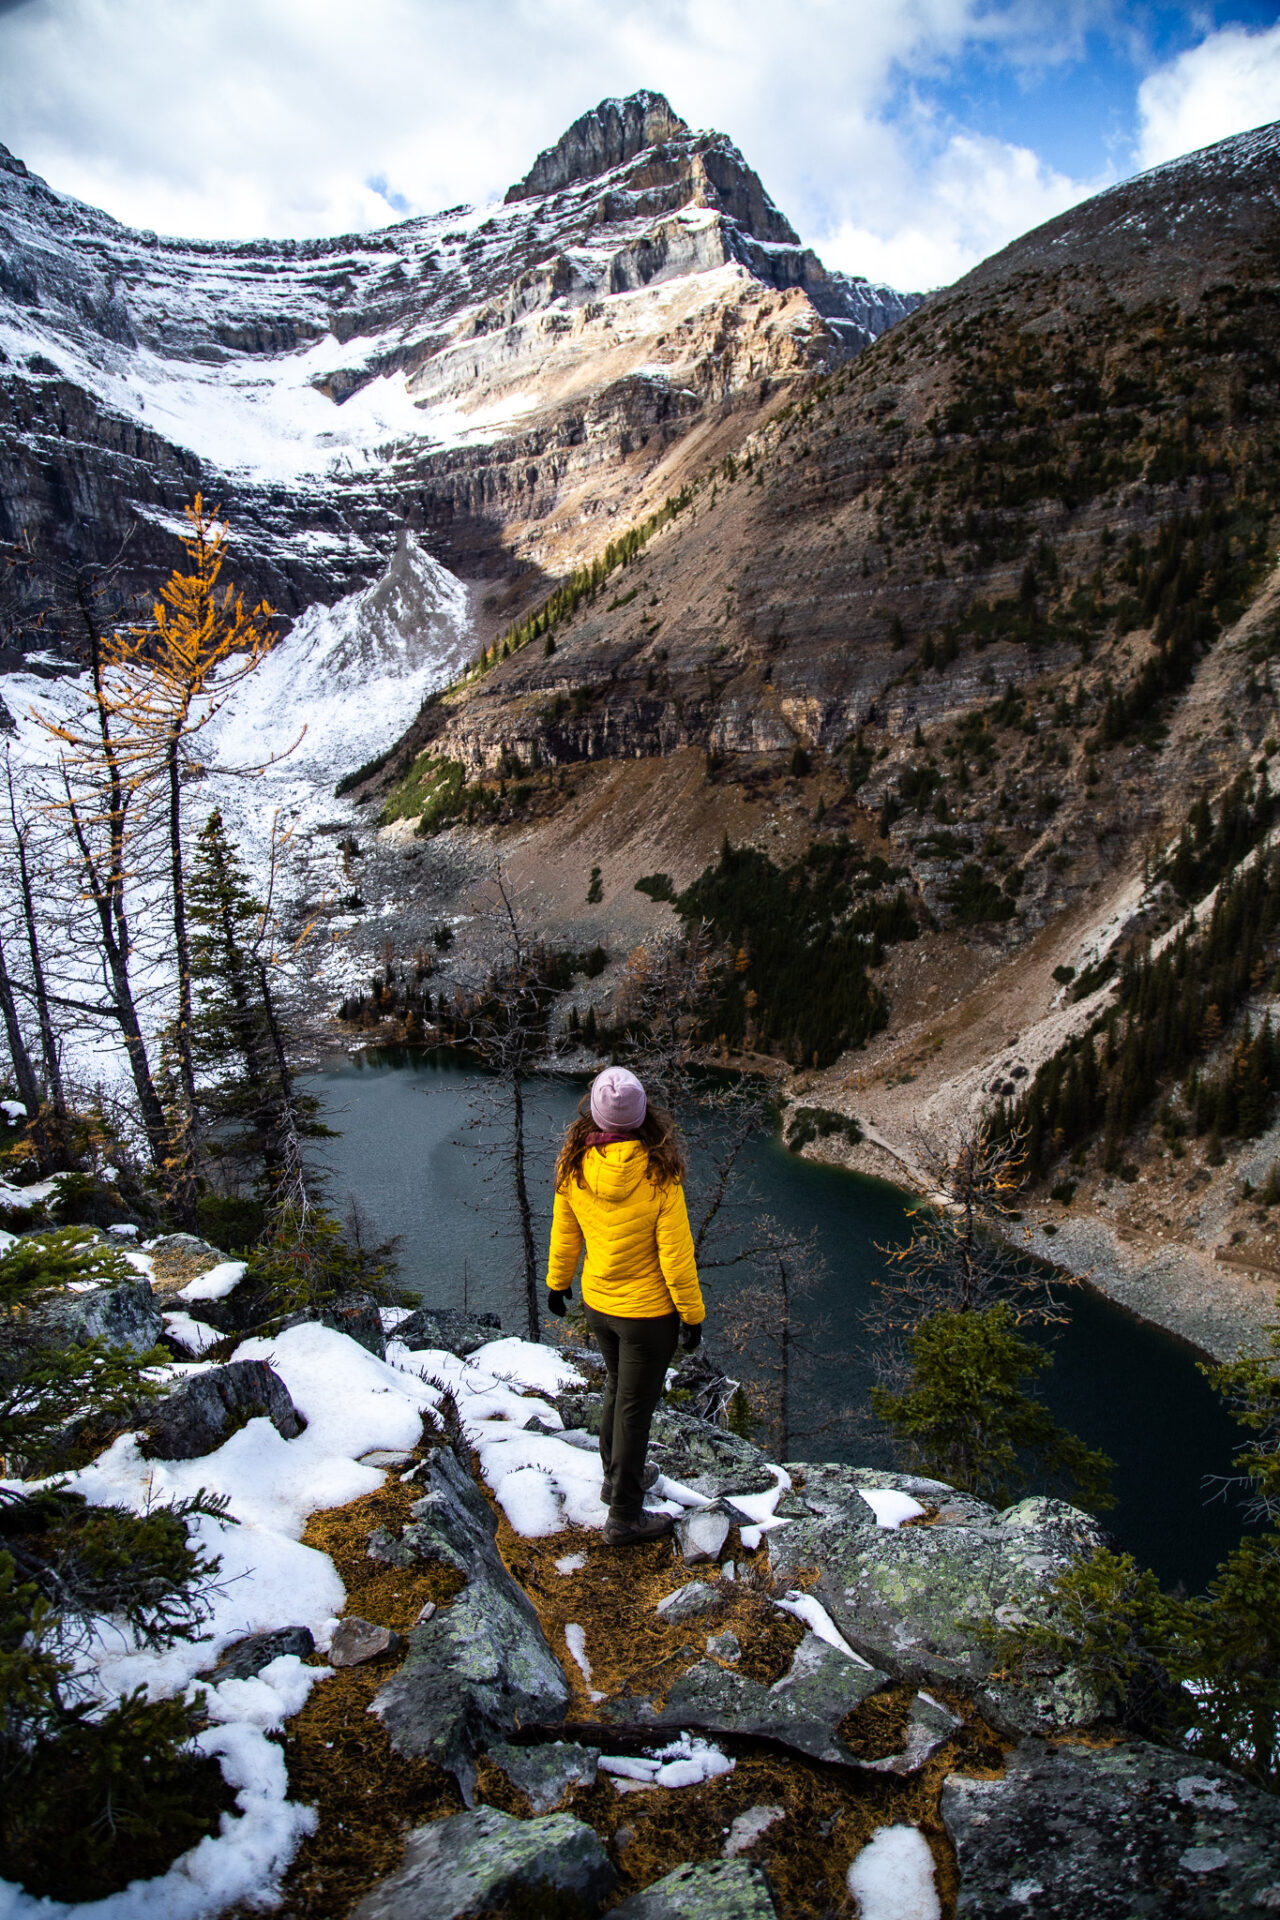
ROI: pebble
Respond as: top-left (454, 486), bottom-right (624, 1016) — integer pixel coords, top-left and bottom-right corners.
top-left (329, 1616), bottom-right (405, 1668)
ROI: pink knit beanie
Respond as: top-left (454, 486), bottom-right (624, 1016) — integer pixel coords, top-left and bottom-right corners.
top-left (589, 1065), bottom-right (647, 1132)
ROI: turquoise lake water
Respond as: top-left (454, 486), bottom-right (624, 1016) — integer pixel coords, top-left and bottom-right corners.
top-left (306, 1046), bottom-right (1251, 1592)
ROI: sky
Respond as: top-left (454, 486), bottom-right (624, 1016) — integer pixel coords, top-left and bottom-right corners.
top-left (0, 1), bottom-right (1278, 290)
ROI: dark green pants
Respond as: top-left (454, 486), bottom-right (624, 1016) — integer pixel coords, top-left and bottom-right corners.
top-left (586, 1305), bottom-right (679, 1521)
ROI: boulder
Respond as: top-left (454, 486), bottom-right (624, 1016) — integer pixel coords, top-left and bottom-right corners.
top-left (281, 1291), bottom-right (386, 1357)
top-left (372, 1445), bottom-right (569, 1800)
top-left (140, 1359), bottom-right (303, 1460)
top-left (392, 1306), bottom-right (502, 1357)
top-left (676, 1510), bottom-right (732, 1565)
top-left (484, 1739), bottom-right (599, 1811)
top-left (206, 1626), bottom-right (314, 1681)
top-left (613, 1859), bottom-right (779, 1918)
top-left (350, 1806), bottom-right (615, 1920)
top-left (34, 1278), bottom-right (163, 1355)
top-left (943, 1738), bottom-right (1280, 1917)
top-left (329, 1617), bottom-right (405, 1668)
top-left (649, 1405), bottom-right (780, 1500)
top-left (656, 1582), bottom-right (726, 1625)
top-left (768, 1476), bottom-right (1113, 1734)
top-left (650, 1631), bottom-right (891, 1767)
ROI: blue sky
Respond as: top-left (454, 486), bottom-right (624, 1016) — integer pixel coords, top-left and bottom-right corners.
top-left (0, 1), bottom-right (1278, 288)
top-left (916, 4), bottom-right (1280, 181)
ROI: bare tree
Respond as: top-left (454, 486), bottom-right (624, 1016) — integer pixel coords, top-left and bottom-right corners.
top-left (4, 753), bottom-right (69, 1160)
top-left (458, 872), bottom-right (556, 1342)
top-left (717, 1212), bottom-right (831, 1458)
top-left (871, 1117), bottom-right (1067, 1335)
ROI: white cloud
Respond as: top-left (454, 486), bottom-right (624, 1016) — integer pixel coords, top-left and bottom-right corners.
top-left (1136, 20), bottom-right (1280, 171)
top-left (818, 130), bottom-right (1104, 289)
top-left (0, 0), bottom-right (1112, 291)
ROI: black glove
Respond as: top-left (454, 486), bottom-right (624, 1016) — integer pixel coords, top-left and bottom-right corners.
top-left (546, 1288), bottom-right (569, 1318)
top-left (679, 1321), bottom-right (702, 1352)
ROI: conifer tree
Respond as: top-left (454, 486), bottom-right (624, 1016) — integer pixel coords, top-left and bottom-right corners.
top-left (108, 499), bottom-right (277, 1218)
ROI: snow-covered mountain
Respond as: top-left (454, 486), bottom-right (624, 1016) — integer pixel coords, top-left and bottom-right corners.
top-left (0, 92), bottom-right (918, 645)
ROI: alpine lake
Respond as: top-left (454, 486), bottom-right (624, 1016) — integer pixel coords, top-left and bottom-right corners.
top-left (307, 1045), bottom-right (1254, 1593)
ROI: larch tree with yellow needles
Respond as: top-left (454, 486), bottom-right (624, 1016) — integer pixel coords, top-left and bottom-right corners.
top-left (108, 498), bottom-right (277, 1220)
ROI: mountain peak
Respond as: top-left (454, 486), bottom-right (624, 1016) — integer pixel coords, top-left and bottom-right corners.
top-left (505, 90), bottom-right (690, 202)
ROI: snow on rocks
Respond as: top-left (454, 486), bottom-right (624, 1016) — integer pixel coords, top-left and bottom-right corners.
top-left (846, 1825), bottom-right (941, 1920)
top-left (0, 1318), bottom-right (447, 1919)
top-left (857, 1486), bottom-right (927, 1530)
top-left (177, 1259), bottom-right (248, 1303)
top-left (599, 1736), bottom-right (735, 1793)
top-left (774, 1591), bottom-right (870, 1665)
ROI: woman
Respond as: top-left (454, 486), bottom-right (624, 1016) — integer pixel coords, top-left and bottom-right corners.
top-left (545, 1065), bottom-right (705, 1547)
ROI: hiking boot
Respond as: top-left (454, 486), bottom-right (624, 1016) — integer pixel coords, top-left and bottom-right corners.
top-left (601, 1462), bottom-right (660, 1503)
top-left (602, 1509), bottom-right (675, 1548)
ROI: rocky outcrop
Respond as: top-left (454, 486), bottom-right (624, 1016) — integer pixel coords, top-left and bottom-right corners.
top-left (139, 1358), bottom-right (303, 1460)
top-left (943, 1739), bottom-right (1280, 1917)
top-left (280, 1292), bottom-right (386, 1358)
top-left (646, 1631), bottom-right (890, 1767)
top-left (0, 99), bottom-right (916, 645)
top-left (30, 1277), bottom-right (163, 1355)
top-left (371, 1443), bottom-right (569, 1798)
top-left (506, 93), bottom-right (694, 202)
top-left (768, 1471), bottom-right (1113, 1735)
top-left (350, 1806), bottom-right (616, 1920)
top-left (390, 1305), bottom-right (502, 1357)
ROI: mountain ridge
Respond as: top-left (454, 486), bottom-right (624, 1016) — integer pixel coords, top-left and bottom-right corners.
top-left (0, 96), bottom-right (917, 649)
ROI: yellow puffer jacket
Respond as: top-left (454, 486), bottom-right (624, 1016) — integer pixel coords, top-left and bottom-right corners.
top-left (545, 1142), bottom-right (705, 1323)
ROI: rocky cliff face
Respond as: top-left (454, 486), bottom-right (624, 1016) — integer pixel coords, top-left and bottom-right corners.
top-left (0, 94), bottom-right (916, 646)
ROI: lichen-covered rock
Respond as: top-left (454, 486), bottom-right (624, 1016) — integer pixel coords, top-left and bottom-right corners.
top-left (372, 1444), bottom-right (569, 1799)
top-left (350, 1805), bottom-right (616, 1920)
top-left (612, 1858), bottom-right (779, 1918)
top-left (206, 1626), bottom-right (314, 1681)
top-left (768, 1471), bottom-right (1112, 1734)
top-left (656, 1582), bottom-right (726, 1625)
top-left (783, 1462), bottom-right (991, 1528)
top-left (392, 1305), bottom-right (502, 1357)
top-left (943, 1739), bottom-right (1280, 1917)
top-left (33, 1278), bottom-right (163, 1355)
top-left (140, 1359), bottom-right (303, 1459)
top-left (484, 1739), bottom-right (599, 1811)
top-left (651, 1631), bottom-right (890, 1766)
top-left (649, 1406), bottom-right (779, 1500)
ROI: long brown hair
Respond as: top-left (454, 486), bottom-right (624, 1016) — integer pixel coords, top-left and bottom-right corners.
top-left (555, 1093), bottom-right (686, 1191)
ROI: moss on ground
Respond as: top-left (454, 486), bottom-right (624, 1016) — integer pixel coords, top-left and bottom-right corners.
top-left (268, 1470), bottom-right (467, 1918)
top-left (261, 1458), bottom-right (1010, 1919)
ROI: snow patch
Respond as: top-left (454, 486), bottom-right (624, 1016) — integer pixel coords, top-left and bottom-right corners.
top-left (857, 1487), bottom-right (926, 1531)
top-left (177, 1260), bottom-right (247, 1303)
top-left (847, 1825), bottom-right (941, 1920)
top-left (775, 1591), bottom-right (873, 1667)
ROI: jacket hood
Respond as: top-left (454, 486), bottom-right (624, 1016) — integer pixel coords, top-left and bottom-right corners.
top-left (581, 1140), bottom-right (650, 1202)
